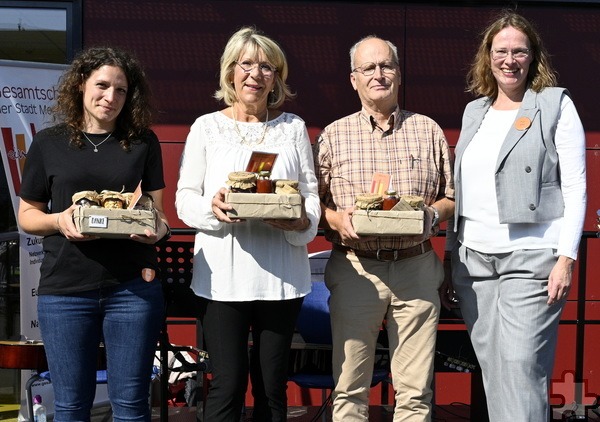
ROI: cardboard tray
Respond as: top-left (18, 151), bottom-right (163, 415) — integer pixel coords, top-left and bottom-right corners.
top-left (225, 192), bottom-right (302, 219)
top-left (352, 209), bottom-right (424, 235)
top-left (73, 207), bottom-right (157, 239)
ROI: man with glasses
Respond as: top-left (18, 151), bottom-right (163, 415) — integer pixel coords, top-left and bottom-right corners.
top-left (313, 35), bottom-right (455, 421)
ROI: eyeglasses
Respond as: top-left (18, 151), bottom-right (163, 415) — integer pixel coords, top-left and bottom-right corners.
top-left (235, 61), bottom-right (277, 77)
top-left (490, 48), bottom-right (530, 61)
top-left (352, 62), bottom-right (398, 76)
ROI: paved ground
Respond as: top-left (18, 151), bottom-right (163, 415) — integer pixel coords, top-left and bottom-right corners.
top-left (2, 403), bottom-right (598, 421)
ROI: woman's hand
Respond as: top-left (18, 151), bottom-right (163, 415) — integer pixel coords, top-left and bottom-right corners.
top-left (57, 204), bottom-right (97, 241)
top-left (211, 187), bottom-right (243, 224)
top-left (264, 196), bottom-right (311, 231)
top-left (547, 255), bottom-right (574, 305)
top-left (131, 218), bottom-right (170, 244)
top-left (439, 258), bottom-right (459, 311)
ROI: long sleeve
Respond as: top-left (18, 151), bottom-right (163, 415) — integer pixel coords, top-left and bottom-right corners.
top-left (175, 117), bottom-right (225, 232)
top-left (283, 124), bottom-right (320, 246)
top-left (175, 111), bottom-right (318, 301)
top-left (555, 96), bottom-right (587, 259)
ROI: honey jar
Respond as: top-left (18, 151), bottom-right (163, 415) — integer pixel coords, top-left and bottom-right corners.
top-left (256, 171), bottom-right (273, 193)
top-left (382, 190), bottom-right (399, 210)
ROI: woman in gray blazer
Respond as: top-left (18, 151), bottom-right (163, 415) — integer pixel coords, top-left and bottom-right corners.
top-left (444, 12), bottom-right (587, 422)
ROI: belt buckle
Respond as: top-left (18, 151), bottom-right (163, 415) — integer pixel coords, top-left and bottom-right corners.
top-left (376, 249), bottom-right (398, 261)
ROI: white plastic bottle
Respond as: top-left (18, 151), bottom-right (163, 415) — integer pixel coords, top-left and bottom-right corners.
top-left (32, 395), bottom-right (47, 422)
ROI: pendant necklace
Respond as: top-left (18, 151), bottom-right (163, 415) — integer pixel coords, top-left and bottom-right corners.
top-left (232, 106), bottom-right (269, 145)
top-left (82, 131), bottom-right (113, 152)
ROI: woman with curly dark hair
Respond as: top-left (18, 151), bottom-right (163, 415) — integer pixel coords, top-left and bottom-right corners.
top-left (18, 46), bottom-right (170, 422)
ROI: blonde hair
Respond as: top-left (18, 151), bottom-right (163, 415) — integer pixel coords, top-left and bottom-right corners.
top-left (466, 11), bottom-right (557, 99)
top-left (214, 27), bottom-right (295, 109)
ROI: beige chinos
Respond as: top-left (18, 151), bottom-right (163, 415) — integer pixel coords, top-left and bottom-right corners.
top-left (325, 248), bottom-right (444, 422)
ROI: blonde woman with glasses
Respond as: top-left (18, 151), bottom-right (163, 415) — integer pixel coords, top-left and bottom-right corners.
top-left (176, 27), bottom-right (320, 421)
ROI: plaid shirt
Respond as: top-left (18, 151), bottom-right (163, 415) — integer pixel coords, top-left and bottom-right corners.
top-left (314, 107), bottom-right (454, 251)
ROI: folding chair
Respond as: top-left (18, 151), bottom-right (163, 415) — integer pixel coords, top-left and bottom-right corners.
top-left (156, 241), bottom-right (210, 421)
top-left (289, 279), bottom-right (389, 421)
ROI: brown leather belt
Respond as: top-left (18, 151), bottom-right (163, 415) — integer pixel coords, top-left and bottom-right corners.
top-left (333, 240), bottom-right (433, 262)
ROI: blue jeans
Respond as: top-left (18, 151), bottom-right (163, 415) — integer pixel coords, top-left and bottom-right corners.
top-left (37, 277), bottom-right (164, 422)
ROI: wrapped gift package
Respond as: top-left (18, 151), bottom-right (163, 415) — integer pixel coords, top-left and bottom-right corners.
top-left (73, 207), bottom-right (157, 239)
top-left (352, 210), bottom-right (424, 235)
top-left (225, 192), bottom-right (302, 219)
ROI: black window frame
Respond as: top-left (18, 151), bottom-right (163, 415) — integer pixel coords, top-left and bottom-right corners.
top-left (0, 0), bottom-right (82, 63)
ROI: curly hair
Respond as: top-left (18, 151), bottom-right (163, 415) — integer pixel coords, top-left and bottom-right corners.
top-left (52, 46), bottom-right (152, 150)
top-left (466, 11), bottom-right (557, 99)
top-left (214, 26), bottom-right (295, 109)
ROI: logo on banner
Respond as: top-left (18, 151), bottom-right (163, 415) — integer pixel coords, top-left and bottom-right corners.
top-left (1, 123), bottom-right (36, 194)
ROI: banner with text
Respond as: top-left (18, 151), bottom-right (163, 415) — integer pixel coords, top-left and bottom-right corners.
top-left (1, 59), bottom-right (65, 416)
top-left (0, 59), bottom-right (65, 340)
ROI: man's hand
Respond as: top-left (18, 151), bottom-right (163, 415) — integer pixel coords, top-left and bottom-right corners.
top-left (407, 205), bottom-right (438, 243)
top-left (330, 207), bottom-right (360, 244)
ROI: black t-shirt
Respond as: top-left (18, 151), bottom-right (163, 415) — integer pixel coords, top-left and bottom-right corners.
top-left (19, 124), bottom-right (166, 295)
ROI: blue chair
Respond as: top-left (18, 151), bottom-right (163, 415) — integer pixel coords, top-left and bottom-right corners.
top-left (290, 279), bottom-right (390, 420)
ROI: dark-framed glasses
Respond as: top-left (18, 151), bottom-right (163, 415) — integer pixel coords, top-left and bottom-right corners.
top-left (235, 61), bottom-right (277, 77)
top-left (490, 48), bottom-right (530, 61)
top-left (352, 62), bottom-right (398, 76)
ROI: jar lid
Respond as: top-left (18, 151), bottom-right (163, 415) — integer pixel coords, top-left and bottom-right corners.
top-left (226, 171), bottom-right (257, 189)
top-left (400, 195), bottom-right (424, 209)
top-left (274, 179), bottom-right (299, 194)
top-left (227, 171), bottom-right (257, 182)
top-left (72, 190), bottom-right (100, 205)
top-left (355, 193), bottom-right (383, 210)
top-left (99, 190), bottom-right (127, 209)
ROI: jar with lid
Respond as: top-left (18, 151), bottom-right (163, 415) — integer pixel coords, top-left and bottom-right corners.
top-left (256, 171), bottom-right (273, 193)
top-left (382, 190), bottom-right (399, 210)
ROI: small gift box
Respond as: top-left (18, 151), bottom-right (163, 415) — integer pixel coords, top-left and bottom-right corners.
top-left (73, 207), bottom-right (157, 239)
top-left (225, 193), bottom-right (302, 219)
top-left (352, 210), bottom-right (424, 235)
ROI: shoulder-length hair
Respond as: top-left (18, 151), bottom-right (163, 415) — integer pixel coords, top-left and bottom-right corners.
top-left (52, 46), bottom-right (152, 150)
top-left (466, 11), bottom-right (557, 99)
top-left (214, 26), bottom-right (295, 109)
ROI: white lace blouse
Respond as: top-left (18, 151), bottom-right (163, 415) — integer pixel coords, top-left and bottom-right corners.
top-left (176, 110), bottom-right (320, 301)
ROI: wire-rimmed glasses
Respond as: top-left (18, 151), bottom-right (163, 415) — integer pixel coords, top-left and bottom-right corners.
top-left (490, 48), bottom-right (530, 61)
top-left (235, 61), bottom-right (277, 77)
top-left (352, 62), bottom-right (398, 76)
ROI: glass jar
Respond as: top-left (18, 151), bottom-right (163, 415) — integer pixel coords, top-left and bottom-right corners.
top-left (256, 171), bottom-right (273, 193)
top-left (382, 190), bottom-right (399, 210)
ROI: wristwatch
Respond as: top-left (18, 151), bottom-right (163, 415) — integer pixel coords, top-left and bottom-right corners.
top-left (431, 206), bottom-right (440, 228)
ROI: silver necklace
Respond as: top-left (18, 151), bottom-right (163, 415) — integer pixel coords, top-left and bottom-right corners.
top-left (232, 106), bottom-right (269, 145)
top-left (82, 131), bottom-right (113, 152)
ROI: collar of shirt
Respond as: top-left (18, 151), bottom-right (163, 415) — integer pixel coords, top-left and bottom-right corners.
top-left (359, 106), bottom-right (400, 135)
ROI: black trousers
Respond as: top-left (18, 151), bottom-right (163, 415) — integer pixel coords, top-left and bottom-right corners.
top-left (199, 297), bottom-right (303, 422)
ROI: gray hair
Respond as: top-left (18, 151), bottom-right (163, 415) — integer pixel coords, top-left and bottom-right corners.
top-left (349, 35), bottom-right (399, 70)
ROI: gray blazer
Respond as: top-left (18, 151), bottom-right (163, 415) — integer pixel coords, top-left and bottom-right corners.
top-left (453, 87), bottom-right (568, 232)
